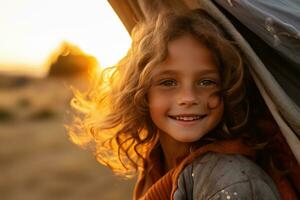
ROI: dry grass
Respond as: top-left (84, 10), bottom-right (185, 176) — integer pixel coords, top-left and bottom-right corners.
top-left (0, 75), bottom-right (135, 200)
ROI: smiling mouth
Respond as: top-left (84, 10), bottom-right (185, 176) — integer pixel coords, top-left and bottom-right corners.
top-left (168, 115), bottom-right (207, 121)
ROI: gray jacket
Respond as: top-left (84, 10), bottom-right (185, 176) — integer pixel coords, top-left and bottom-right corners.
top-left (174, 152), bottom-right (280, 200)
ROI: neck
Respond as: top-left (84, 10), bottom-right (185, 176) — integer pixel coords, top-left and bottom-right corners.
top-left (159, 131), bottom-right (191, 172)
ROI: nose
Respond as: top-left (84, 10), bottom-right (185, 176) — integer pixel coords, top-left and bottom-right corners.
top-left (177, 86), bottom-right (199, 106)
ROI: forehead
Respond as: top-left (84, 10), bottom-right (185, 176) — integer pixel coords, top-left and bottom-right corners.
top-left (153, 35), bottom-right (219, 76)
top-left (169, 35), bottom-right (210, 54)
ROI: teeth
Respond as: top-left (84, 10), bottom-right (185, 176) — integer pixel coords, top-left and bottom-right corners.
top-left (174, 115), bottom-right (202, 121)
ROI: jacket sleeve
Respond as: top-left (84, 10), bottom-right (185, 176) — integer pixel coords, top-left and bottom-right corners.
top-left (207, 179), bottom-right (279, 200)
top-left (173, 152), bottom-right (281, 200)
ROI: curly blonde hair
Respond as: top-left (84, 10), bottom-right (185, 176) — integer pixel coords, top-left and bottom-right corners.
top-left (68, 9), bottom-right (248, 178)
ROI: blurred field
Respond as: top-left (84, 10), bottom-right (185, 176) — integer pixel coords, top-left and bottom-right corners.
top-left (0, 75), bottom-right (135, 200)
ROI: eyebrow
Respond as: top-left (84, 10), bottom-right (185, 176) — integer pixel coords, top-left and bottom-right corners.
top-left (154, 69), bottom-right (219, 76)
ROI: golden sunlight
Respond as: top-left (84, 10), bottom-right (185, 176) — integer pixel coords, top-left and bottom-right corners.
top-left (0, 0), bottom-right (131, 76)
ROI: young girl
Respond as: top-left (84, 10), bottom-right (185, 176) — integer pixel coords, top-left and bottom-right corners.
top-left (69, 9), bottom-right (297, 199)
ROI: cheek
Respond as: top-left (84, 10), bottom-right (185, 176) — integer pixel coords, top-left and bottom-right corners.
top-left (207, 93), bottom-right (222, 109)
top-left (148, 88), bottom-right (171, 107)
top-left (148, 97), bottom-right (169, 113)
top-left (148, 89), bottom-right (169, 116)
top-left (148, 98), bottom-right (167, 128)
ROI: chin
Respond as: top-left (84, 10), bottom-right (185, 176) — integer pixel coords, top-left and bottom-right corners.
top-left (174, 136), bottom-right (203, 144)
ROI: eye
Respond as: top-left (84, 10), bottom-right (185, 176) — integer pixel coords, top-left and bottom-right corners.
top-left (197, 79), bottom-right (217, 87)
top-left (159, 79), bottom-right (177, 87)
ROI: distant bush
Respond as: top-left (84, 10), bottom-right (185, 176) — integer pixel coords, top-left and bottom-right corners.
top-left (17, 98), bottom-right (31, 109)
top-left (30, 109), bottom-right (57, 121)
top-left (0, 75), bottom-right (31, 89)
top-left (0, 107), bottom-right (14, 122)
top-left (47, 42), bottom-right (98, 77)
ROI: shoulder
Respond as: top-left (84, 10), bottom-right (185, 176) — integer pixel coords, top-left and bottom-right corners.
top-left (174, 152), bottom-right (280, 200)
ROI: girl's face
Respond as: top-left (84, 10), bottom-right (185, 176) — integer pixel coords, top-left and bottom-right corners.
top-left (148, 35), bottom-right (224, 144)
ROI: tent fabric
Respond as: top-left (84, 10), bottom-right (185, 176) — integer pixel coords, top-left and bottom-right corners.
top-left (214, 0), bottom-right (300, 66)
top-left (107, 0), bottom-right (140, 33)
top-left (107, 0), bottom-right (300, 164)
top-left (213, 0), bottom-right (300, 131)
top-left (200, 0), bottom-right (300, 163)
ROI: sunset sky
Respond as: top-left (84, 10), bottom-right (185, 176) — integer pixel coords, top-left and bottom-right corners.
top-left (0, 0), bottom-right (131, 76)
